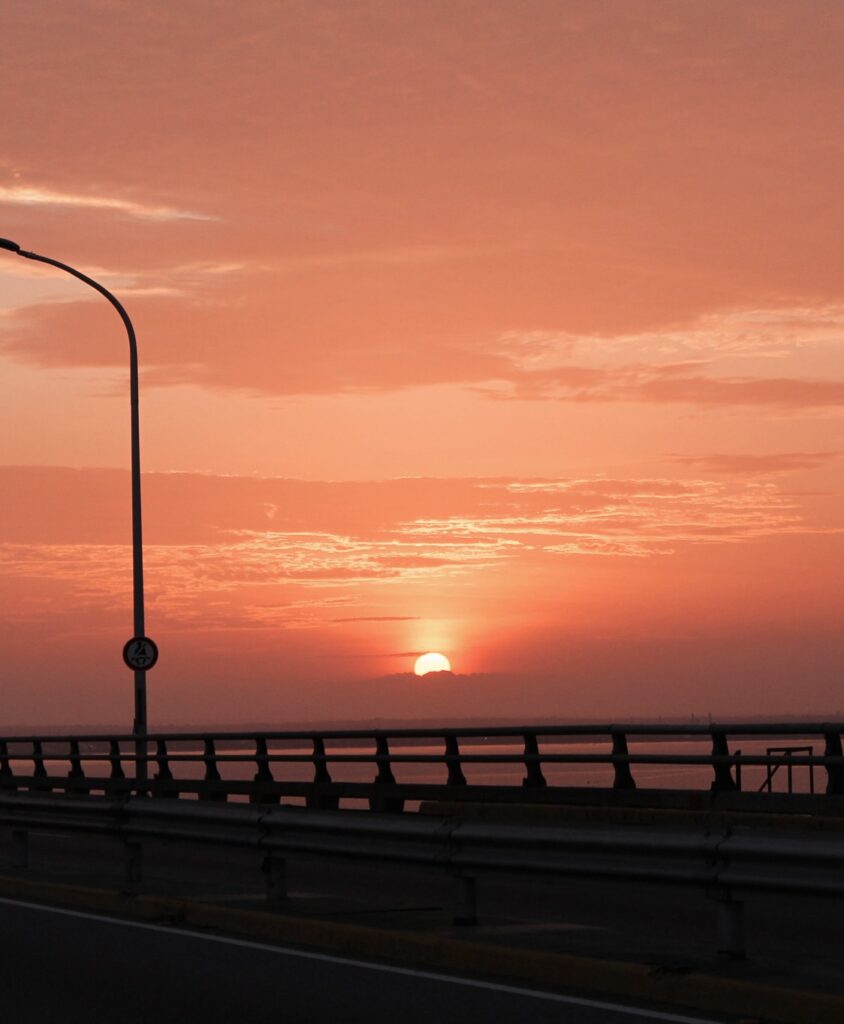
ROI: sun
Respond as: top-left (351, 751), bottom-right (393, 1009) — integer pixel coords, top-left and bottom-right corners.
top-left (414, 652), bottom-right (451, 676)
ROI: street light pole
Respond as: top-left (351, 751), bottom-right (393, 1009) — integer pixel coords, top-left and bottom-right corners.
top-left (0, 237), bottom-right (156, 789)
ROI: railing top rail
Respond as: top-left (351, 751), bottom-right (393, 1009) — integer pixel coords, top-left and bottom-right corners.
top-left (0, 721), bottom-right (841, 746)
top-left (4, 752), bottom-right (843, 767)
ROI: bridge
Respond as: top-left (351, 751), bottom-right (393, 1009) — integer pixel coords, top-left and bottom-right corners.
top-left (1, 721), bottom-right (843, 1023)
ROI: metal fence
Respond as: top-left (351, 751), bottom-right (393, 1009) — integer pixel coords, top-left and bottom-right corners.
top-left (0, 722), bottom-right (842, 810)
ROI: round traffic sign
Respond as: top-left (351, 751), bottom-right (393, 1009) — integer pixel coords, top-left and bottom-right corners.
top-left (123, 636), bottom-right (159, 670)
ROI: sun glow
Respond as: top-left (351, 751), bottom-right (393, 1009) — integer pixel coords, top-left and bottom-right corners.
top-left (414, 652), bottom-right (451, 676)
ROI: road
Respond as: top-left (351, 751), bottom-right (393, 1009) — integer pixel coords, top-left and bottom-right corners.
top-left (0, 897), bottom-right (726, 1024)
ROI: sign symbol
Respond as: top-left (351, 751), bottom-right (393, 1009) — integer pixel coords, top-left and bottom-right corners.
top-left (123, 636), bottom-right (159, 671)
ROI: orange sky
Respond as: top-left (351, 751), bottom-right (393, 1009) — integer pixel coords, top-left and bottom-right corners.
top-left (0, 1), bottom-right (842, 726)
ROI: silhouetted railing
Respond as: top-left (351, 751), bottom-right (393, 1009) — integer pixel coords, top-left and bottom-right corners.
top-left (0, 722), bottom-right (842, 811)
top-left (759, 746), bottom-right (816, 795)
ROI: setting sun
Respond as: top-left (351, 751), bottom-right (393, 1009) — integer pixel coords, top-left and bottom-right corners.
top-left (414, 653), bottom-right (451, 676)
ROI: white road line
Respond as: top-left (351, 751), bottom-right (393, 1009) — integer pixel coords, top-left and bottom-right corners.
top-left (0, 896), bottom-right (724, 1024)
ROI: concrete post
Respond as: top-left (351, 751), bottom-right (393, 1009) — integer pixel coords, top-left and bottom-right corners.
top-left (11, 829), bottom-right (28, 868)
top-left (263, 854), bottom-right (287, 902)
top-left (452, 875), bottom-right (477, 926)
top-left (123, 840), bottom-right (143, 894)
top-left (709, 887), bottom-right (746, 959)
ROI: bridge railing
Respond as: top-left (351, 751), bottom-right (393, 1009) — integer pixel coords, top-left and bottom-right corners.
top-left (0, 722), bottom-right (842, 809)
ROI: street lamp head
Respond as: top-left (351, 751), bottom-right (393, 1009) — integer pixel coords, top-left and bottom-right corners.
top-left (0, 237), bottom-right (21, 252)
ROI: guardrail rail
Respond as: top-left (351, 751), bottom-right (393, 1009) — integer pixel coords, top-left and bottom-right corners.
top-left (2, 789), bottom-right (844, 958)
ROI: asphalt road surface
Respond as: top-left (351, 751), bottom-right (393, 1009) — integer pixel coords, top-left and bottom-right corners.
top-left (0, 898), bottom-right (727, 1024)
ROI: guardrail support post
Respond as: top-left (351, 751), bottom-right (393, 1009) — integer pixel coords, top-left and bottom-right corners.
top-left (373, 735), bottom-right (396, 785)
top-left (452, 874), bottom-right (477, 926)
top-left (0, 740), bottom-right (15, 791)
top-left (201, 738), bottom-right (226, 802)
top-left (710, 731), bottom-right (738, 793)
top-left (153, 739), bottom-right (178, 799)
top-left (445, 736), bottom-right (467, 787)
top-left (824, 732), bottom-right (844, 795)
top-left (66, 739), bottom-right (90, 796)
top-left (123, 840), bottom-right (143, 894)
top-left (370, 736), bottom-right (404, 812)
top-left (522, 733), bottom-right (547, 788)
top-left (251, 738), bottom-right (280, 805)
top-left (308, 737), bottom-right (339, 810)
top-left (708, 886), bottom-right (745, 959)
top-left (31, 740), bottom-right (52, 793)
top-left (311, 736), bottom-right (332, 784)
top-left (11, 828), bottom-right (28, 868)
top-left (611, 732), bottom-right (636, 790)
top-left (253, 737), bottom-right (274, 783)
top-left (262, 853), bottom-right (287, 902)
top-left (109, 740), bottom-right (129, 798)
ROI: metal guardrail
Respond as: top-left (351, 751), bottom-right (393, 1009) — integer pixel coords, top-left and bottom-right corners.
top-left (2, 791), bottom-right (843, 958)
top-left (0, 722), bottom-right (842, 809)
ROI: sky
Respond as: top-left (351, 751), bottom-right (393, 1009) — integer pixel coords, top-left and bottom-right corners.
top-left (0, 0), bottom-right (842, 727)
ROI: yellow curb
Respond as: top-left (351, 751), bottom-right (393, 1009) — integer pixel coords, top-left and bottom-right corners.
top-left (0, 874), bottom-right (841, 1024)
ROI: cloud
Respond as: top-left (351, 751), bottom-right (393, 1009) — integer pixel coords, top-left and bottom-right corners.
top-left (636, 373), bottom-right (844, 410)
top-left (500, 307), bottom-right (844, 364)
top-left (679, 306), bottom-right (844, 358)
top-left (1, 469), bottom-right (832, 633)
top-left (332, 615), bottom-right (420, 623)
top-left (0, 185), bottom-right (213, 222)
top-left (478, 307), bottom-right (844, 409)
top-left (0, 527), bottom-right (515, 629)
top-left (396, 477), bottom-right (820, 557)
top-left (667, 452), bottom-right (841, 475)
top-left (10, 291), bottom-right (838, 412)
top-left (482, 364), bottom-right (844, 410)
top-left (2, 219), bottom-right (843, 409)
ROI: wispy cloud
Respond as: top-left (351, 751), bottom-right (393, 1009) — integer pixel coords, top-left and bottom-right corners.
top-left (0, 471), bottom-right (836, 630)
top-left (497, 306), bottom-right (844, 367)
top-left (0, 533), bottom-right (513, 628)
top-left (654, 306), bottom-right (844, 359)
top-left (332, 615), bottom-right (420, 623)
top-left (480, 365), bottom-right (844, 410)
top-left (667, 451), bottom-right (841, 475)
top-left (0, 185), bottom-right (213, 222)
top-left (276, 244), bottom-right (509, 273)
top-left (398, 478), bottom-right (822, 557)
top-left (481, 307), bottom-right (844, 410)
top-left (3, 281), bottom-right (843, 406)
